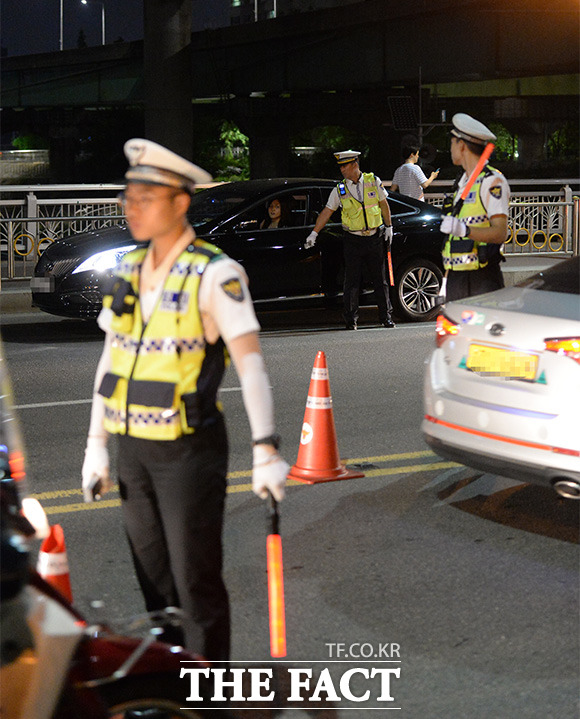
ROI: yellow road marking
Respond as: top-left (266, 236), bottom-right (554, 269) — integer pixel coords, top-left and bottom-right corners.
top-left (347, 450), bottom-right (435, 463)
top-left (35, 455), bottom-right (459, 516)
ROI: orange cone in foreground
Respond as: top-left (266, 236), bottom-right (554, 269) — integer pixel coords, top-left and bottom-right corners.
top-left (36, 524), bottom-right (73, 603)
top-left (288, 351), bottom-right (365, 484)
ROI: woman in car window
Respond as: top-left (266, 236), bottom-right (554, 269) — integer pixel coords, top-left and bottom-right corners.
top-left (260, 197), bottom-right (292, 228)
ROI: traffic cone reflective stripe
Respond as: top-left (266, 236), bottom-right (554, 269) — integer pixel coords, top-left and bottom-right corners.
top-left (36, 524), bottom-right (73, 603)
top-left (288, 351), bottom-right (365, 484)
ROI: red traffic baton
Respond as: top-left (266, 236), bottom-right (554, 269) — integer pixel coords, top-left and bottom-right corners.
top-left (266, 494), bottom-right (286, 658)
top-left (387, 247), bottom-right (395, 286)
top-left (450, 141), bottom-right (495, 217)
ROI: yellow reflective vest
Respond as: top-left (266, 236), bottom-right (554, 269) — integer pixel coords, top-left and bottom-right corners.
top-left (98, 240), bottom-right (228, 441)
top-left (442, 166), bottom-right (501, 271)
top-left (338, 173), bottom-right (383, 233)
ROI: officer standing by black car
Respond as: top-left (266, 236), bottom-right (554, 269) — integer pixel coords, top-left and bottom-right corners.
top-left (440, 113), bottom-right (511, 301)
top-left (81, 139), bottom-right (289, 663)
top-left (305, 150), bottom-right (395, 330)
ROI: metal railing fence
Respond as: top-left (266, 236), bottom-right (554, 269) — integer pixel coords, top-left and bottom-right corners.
top-left (1, 181), bottom-right (578, 280)
top-left (426, 184), bottom-right (579, 257)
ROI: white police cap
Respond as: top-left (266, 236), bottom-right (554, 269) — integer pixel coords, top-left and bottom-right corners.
top-left (124, 138), bottom-right (212, 192)
top-left (334, 150), bottom-right (361, 165)
top-left (450, 114), bottom-right (496, 146)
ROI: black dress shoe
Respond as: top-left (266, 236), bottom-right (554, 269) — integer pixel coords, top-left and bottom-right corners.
top-left (382, 320), bottom-right (396, 328)
top-left (345, 322), bottom-right (358, 330)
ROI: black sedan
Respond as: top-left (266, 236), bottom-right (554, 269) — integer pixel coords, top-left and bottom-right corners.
top-left (31, 178), bottom-right (444, 322)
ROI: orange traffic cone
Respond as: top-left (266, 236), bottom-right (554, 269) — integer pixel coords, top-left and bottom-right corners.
top-left (288, 351), bottom-right (365, 484)
top-left (36, 524), bottom-right (73, 603)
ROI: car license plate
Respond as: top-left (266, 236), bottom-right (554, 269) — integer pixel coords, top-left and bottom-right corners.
top-left (30, 276), bottom-right (55, 293)
top-left (466, 344), bottom-right (538, 380)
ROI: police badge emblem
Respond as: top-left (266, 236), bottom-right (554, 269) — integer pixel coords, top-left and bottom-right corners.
top-left (221, 278), bottom-right (244, 302)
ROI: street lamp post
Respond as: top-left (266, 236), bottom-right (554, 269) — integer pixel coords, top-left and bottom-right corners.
top-left (80, 0), bottom-right (106, 45)
top-left (59, 0), bottom-right (63, 50)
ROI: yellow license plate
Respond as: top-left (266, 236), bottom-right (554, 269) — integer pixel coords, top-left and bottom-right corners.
top-left (466, 344), bottom-right (538, 380)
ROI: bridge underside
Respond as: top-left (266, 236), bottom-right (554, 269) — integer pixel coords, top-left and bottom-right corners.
top-left (2, 0), bottom-right (578, 180)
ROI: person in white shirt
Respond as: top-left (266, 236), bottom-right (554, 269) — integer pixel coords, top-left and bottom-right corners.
top-left (390, 144), bottom-right (439, 201)
top-left (304, 150), bottom-right (395, 330)
top-left (81, 138), bottom-right (289, 663)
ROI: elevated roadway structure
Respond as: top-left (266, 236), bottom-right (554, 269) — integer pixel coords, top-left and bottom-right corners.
top-left (2, 0), bottom-right (578, 179)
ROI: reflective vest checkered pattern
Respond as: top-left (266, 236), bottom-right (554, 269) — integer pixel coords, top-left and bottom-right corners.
top-left (99, 241), bottom-right (227, 440)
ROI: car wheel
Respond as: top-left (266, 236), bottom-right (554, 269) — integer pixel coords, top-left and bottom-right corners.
top-left (394, 258), bottom-right (442, 322)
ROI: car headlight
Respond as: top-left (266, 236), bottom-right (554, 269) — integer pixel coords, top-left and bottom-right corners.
top-left (72, 245), bottom-right (137, 274)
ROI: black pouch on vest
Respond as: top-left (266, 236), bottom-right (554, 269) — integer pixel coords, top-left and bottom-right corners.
top-left (181, 392), bottom-right (202, 429)
top-left (98, 372), bottom-right (121, 398)
top-left (110, 278), bottom-right (136, 316)
top-left (127, 380), bottom-right (176, 408)
top-left (442, 194), bottom-right (454, 215)
top-left (478, 243), bottom-right (489, 266)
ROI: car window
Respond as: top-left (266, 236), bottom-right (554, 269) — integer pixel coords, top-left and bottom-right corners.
top-left (386, 197), bottom-right (419, 218)
top-left (233, 191), bottom-right (311, 231)
top-left (187, 188), bottom-right (249, 228)
top-left (516, 257), bottom-right (580, 295)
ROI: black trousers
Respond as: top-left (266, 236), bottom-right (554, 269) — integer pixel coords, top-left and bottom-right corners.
top-left (342, 231), bottom-right (393, 324)
top-left (446, 263), bottom-right (504, 302)
top-left (117, 417), bottom-right (230, 662)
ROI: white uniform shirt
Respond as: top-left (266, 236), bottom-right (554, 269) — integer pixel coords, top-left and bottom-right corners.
top-left (456, 168), bottom-right (510, 219)
top-left (325, 173), bottom-right (388, 236)
top-left (98, 226), bottom-right (260, 345)
top-left (392, 163), bottom-right (428, 200)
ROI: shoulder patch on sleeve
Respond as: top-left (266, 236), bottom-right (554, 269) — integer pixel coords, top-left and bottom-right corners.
top-left (489, 186), bottom-right (502, 199)
top-left (220, 277), bottom-right (245, 302)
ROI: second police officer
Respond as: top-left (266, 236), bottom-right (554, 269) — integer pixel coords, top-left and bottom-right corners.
top-left (439, 113), bottom-right (511, 301)
top-left (305, 150), bottom-right (395, 330)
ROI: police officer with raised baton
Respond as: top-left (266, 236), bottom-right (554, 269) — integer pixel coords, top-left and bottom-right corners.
top-left (440, 113), bottom-right (511, 301)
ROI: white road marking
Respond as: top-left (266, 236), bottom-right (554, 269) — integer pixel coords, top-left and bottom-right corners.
top-left (14, 386), bottom-right (243, 410)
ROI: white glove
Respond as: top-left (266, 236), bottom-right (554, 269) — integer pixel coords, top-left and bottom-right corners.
top-left (383, 225), bottom-right (393, 243)
top-left (304, 231), bottom-right (318, 249)
top-left (82, 436), bottom-right (112, 503)
top-left (440, 215), bottom-right (468, 237)
top-left (252, 445), bottom-right (289, 502)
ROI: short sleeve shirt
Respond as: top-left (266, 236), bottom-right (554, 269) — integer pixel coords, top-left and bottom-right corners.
top-left (456, 168), bottom-right (510, 218)
top-left (392, 163), bottom-right (428, 199)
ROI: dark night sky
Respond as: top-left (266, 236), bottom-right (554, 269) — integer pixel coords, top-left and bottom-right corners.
top-left (0, 0), bottom-right (230, 57)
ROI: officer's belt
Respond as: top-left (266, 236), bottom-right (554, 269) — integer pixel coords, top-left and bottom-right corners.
top-left (345, 229), bottom-right (378, 237)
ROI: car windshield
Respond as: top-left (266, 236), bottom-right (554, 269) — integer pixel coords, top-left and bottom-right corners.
top-left (515, 256), bottom-right (579, 295)
top-left (187, 184), bottom-right (259, 230)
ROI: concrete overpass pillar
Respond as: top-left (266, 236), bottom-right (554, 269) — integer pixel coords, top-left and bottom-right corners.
top-left (236, 98), bottom-right (290, 179)
top-left (49, 112), bottom-right (79, 182)
top-left (516, 125), bottom-right (547, 167)
top-left (249, 128), bottom-right (290, 179)
top-left (143, 0), bottom-right (193, 160)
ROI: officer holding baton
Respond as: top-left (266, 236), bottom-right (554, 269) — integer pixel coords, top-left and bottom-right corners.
top-left (440, 113), bottom-right (511, 301)
top-left (81, 139), bottom-right (289, 663)
top-left (305, 150), bottom-right (395, 330)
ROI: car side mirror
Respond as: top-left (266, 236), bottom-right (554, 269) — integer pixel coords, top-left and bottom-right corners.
top-left (234, 220), bottom-right (259, 232)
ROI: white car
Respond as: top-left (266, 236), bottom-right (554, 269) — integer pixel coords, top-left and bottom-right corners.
top-left (422, 256), bottom-right (580, 500)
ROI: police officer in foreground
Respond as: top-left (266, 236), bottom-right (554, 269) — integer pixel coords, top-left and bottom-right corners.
top-left (305, 150), bottom-right (395, 330)
top-left (81, 139), bottom-right (289, 663)
top-left (440, 113), bottom-right (510, 301)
